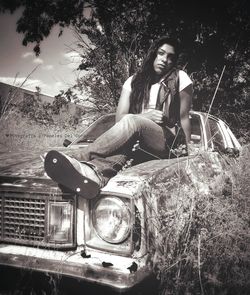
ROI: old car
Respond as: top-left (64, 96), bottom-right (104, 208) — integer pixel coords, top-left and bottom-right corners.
top-left (0, 111), bottom-right (241, 293)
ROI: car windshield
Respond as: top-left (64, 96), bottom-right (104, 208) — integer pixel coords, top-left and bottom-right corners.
top-left (75, 112), bottom-right (203, 145)
top-left (75, 114), bottom-right (115, 144)
top-left (190, 115), bottom-right (202, 145)
top-left (209, 119), bottom-right (226, 151)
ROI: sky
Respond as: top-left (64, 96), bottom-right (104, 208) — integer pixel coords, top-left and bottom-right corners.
top-left (0, 9), bottom-right (83, 97)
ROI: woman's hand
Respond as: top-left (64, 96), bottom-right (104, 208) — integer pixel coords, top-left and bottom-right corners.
top-left (140, 110), bottom-right (164, 124)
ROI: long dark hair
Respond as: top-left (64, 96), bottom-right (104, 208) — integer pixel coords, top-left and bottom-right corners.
top-left (129, 37), bottom-right (179, 114)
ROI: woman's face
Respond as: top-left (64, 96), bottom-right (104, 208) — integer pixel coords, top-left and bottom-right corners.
top-left (153, 43), bottom-right (176, 76)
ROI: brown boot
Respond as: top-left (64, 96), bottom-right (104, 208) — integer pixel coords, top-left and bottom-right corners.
top-left (44, 150), bottom-right (102, 199)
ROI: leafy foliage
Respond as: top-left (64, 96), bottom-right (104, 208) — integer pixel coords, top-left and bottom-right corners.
top-left (1, 1), bottom-right (249, 141)
top-left (0, 0), bottom-right (84, 55)
top-left (0, 85), bottom-right (85, 128)
top-left (74, 0), bottom-right (249, 139)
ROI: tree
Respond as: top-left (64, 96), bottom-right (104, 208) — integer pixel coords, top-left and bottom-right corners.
top-left (1, 0), bottom-right (249, 139)
top-left (0, 0), bottom-right (84, 55)
top-left (71, 0), bottom-right (250, 135)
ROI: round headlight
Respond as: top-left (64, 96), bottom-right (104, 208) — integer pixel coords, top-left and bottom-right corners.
top-left (92, 197), bottom-right (131, 244)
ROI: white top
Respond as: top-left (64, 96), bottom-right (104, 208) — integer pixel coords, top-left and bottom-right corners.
top-left (122, 70), bottom-right (192, 112)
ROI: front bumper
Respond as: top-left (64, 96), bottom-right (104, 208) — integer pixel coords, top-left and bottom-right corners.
top-left (0, 244), bottom-right (151, 292)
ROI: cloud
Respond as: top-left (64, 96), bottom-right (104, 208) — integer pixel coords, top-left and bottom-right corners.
top-left (22, 52), bottom-right (33, 59)
top-left (63, 51), bottom-right (81, 60)
top-left (42, 64), bottom-right (54, 71)
top-left (63, 51), bottom-right (82, 69)
top-left (33, 57), bottom-right (44, 64)
top-left (55, 81), bottom-right (64, 88)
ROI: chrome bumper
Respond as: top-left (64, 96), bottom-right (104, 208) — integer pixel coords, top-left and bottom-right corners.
top-left (0, 244), bottom-right (151, 292)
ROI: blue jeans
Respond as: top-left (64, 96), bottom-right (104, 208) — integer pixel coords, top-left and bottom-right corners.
top-left (67, 114), bottom-right (175, 185)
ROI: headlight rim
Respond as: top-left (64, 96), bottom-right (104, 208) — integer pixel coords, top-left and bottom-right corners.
top-left (92, 196), bottom-right (132, 244)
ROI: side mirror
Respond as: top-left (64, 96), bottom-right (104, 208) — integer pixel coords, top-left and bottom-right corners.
top-left (224, 147), bottom-right (240, 157)
top-left (63, 139), bottom-right (72, 147)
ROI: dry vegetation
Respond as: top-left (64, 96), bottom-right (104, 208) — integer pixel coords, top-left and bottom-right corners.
top-left (147, 146), bottom-right (250, 295)
top-left (0, 84), bottom-right (97, 152)
top-left (0, 114), bottom-right (76, 152)
top-left (0, 108), bottom-right (94, 152)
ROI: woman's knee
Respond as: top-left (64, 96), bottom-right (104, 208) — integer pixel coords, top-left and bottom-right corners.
top-left (121, 113), bottom-right (136, 121)
top-left (121, 113), bottom-right (147, 124)
top-left (119, 114), bottom-right (142, 131)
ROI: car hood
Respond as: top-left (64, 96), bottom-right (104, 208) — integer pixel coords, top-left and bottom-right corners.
top-left (0, 150), bottom-right (47, 178)
top-left (0, 146), bottom-right (83, 179)
top-left (0, 148), bottom-right (189, 194)
top-left (103, 157), bottom-right (190, 195)
top-left (104, 151), bottom-right (225, 196)
top-left (0, 146), bottom-right (186, 180)
top-left (1, 149), bottom-right (220, 199)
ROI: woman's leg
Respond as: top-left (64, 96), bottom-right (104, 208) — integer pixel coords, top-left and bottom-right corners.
top-left (69, 114), bottom-right (168, 162)
top-left (45, 114), bottom-right (169, 197)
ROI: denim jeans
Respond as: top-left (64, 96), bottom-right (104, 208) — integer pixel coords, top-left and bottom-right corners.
top-left (66, 114), bottom-right (176, 185)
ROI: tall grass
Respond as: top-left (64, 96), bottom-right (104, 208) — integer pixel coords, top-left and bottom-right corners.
top-left (0, 114), bottom-right (76, 152)
top-left (0, 108), bottom-right (94, 152)
top-left (147, 146), bottom-right (250, 295)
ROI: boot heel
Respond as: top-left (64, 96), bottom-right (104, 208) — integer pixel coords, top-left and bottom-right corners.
top-left (44, 150), bottom-right (100, 199)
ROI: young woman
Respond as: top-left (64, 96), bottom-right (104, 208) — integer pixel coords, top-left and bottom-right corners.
top-left (44, 37), bottom-right (193, 199)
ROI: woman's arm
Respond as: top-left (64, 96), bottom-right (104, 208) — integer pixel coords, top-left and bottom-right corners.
top-left (179, 84), bottom-right (193, 143)
top-left (116, 75), bottom-right (165, 124)
top-left (115, 88), bottom-right (131, 122)
top-left (116, 88), bottom-right (165, 124)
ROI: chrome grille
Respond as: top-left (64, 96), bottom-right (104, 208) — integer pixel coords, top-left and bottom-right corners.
top-left (0, 191), bottom-right (75, 249)
top-left (3, 196), bottom-right (46, 243)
